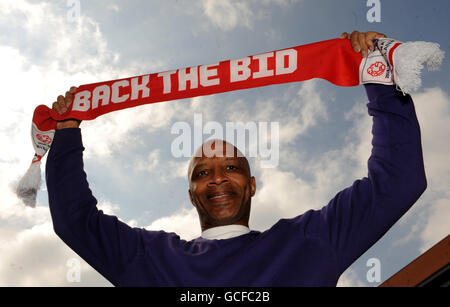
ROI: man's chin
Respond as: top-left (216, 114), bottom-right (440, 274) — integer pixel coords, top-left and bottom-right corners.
top-left (207, 209), bottom-right (239, 225)
top-left (208, 208), bottom-right (249, 227)
top-left (210, 212), bottom-right (239, 224)
top-left (200, 198), bottom-right (250, 227)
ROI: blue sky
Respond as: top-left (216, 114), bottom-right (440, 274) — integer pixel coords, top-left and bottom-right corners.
top-left (0, 0), bottom-right (449, 286)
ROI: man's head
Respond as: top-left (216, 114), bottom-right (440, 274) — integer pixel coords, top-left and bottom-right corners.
top-left (188, 139), bottom-right (256, 232)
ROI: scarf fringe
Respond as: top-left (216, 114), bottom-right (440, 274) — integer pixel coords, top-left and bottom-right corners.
top-left (393, 41), bottom-right (445, 94)
top-left (16, 159), bottom-right (41, 208)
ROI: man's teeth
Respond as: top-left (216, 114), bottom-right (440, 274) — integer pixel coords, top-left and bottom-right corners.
top-left (210, 193), bottom-right (232, 199)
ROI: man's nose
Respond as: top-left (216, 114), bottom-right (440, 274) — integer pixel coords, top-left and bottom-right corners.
top-left (208, 169), bottom-right (229, 185)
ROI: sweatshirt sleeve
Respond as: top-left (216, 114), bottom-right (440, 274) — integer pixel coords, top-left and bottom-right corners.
top-left (45, 128), bottom-right (146, 285)
top-left (300, 84), bottom-right (427, 274)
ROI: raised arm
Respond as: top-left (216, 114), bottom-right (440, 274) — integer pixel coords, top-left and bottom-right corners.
top-left (301, 83), bottom-right (427, 275)
top-left (292, 31), bottom-right (428, 276)
top-left (46, 88), bottom-right (146, 285)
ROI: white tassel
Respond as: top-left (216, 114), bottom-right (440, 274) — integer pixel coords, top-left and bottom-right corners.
top-left (17, 117), bottom-right (55, 208)
top-left (393, 41), bottom-right (445, 94)
top-left (16, 157), bottom-right (42, 208)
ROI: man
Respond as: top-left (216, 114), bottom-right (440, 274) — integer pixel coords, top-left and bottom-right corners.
top-left (47, 31), bottom-right (427, 286)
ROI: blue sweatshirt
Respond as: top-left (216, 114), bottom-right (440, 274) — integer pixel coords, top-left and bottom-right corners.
top-left (46, 84), bottom-right (427, 286)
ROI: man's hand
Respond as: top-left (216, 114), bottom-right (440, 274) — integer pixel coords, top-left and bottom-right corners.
top-left (52, 86), bottom-right (81, 130)
top-left (339, 30), bottom-right (387, 58)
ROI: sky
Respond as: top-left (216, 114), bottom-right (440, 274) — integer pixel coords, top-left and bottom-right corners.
top-left (0, 0), bottom-right (449, 287)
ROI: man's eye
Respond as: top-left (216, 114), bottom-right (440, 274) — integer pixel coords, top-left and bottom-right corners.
top-left (226, 165), bottom-right (237, 170)
top-left (197, 170), bottom-right (208, 176)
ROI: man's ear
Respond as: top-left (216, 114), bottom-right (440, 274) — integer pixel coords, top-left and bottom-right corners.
top-left (250, 176), bottom-right (256, 197)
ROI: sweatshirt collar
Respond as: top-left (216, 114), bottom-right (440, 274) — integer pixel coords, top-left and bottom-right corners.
top-left (201, 224), bottom-right (250, 240)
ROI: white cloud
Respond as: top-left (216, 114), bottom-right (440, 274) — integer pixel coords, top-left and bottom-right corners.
top-left (0, 1), bottom-right (123, 166)
top-left (413, 88), bottom-right (450, 193)
top-left (215, 81), bottom-right (329, 145)
top-left (133, 149), bottom-right (190, 183)
top-left (0, 0), bottom-right (170, 162)
top-left (337, 268), bottom-right (366, 287)
top-left (146, 207), bottom-right (201, 241)
top-left (107, 3), bottom-right (120, 13)
top-left (251, 167), bottom-right (314, 230)
top-left (0, 0), bottom-right (123, 212)
top-left (135, 149), bottom-right (161, 173)
top-left (200, 0), bottom-right (302, 31)
top-left (286, 81), bottom-right (329, 140)
top-left (97, 200), bottom-right (121, 216)
top-left (250, 145), bottom-right (358, 231)
top-left (0, 194), bottom-right (122, 286)
top-left (412, 88), bottom-right (450, 253)
top-left (0, 0), bottom-right (119, 75)
top-left (419, 198), bottom-right (450, 253)
top-left (201, 0), bottom-right (254, 31)
top-left (0, 0), bottom-right (127, 287)
top-left (262, 0), bottom-right (302, 6)
top-left (81, 101), bottom-right (177, 159)
top-left (0, 222), bottom-right (69, 286)
top-left (0, 222), bottom-right (111, 286)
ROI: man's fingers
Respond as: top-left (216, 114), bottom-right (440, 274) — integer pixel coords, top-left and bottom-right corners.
top-left (358, 32), bottom-right (369, 57)
top-left (65, 91), bottom-right (73, 107)
top-left (346, 30), bottom-right (388, 56)
top-left (367, 31), bottom-right (386, 40)
top-left (57, 95), bottom-right (65, 107)
top-left (57, 95), bottom-right (68, 113)
top-left (366, 31), bottom-right (387, 52)
top-left (366, 39), bottom-right (375, 52)
top-left (52, 101), bottom-right (61, 113)
top-left (340, 32), bottom-right (349, 39)
top-left (52, 87), bottom-right (78, 115)
top-left (350, 31), bottom-right (361, 52)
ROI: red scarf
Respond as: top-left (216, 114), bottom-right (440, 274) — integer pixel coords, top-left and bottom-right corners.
top-left (18, 37), bottom-right (443, 207)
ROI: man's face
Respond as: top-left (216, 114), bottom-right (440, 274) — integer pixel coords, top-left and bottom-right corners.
top-left (188, 140), bottom-right (256, 231)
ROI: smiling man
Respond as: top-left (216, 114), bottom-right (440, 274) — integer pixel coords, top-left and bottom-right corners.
top-left (188, 140), bottom-right (256, 238)
top-left (46, 31), bottom-right (427, 286)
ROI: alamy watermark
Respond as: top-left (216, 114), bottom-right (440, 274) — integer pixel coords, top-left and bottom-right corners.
top-left (366, 0), bottom-right (381, 23)
top-left (366, 257), bottom-right (381, 283)
top-left (66, 258), bottom-right (81, 283)
top-left (171, 113), bottom-right (280, 168)
top-left (67, 0), bottom-right (81, 23)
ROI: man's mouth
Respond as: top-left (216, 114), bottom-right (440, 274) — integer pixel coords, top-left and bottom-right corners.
top-left (207, 191), bottom-right (236, 203)
top-left (209, 193), bottom-right (234, 200)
